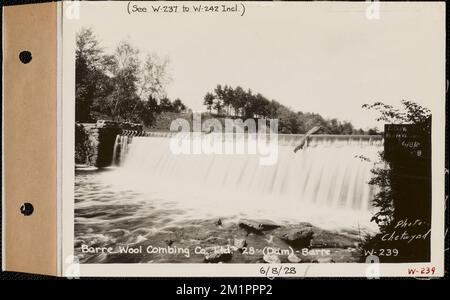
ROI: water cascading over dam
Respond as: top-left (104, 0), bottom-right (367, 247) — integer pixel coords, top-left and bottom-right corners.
top-left (109, 133), bottom-right (383, 230)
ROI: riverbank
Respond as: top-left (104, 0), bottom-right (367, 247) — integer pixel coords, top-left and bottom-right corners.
top-left (75, 219), bottom-right (364, 264)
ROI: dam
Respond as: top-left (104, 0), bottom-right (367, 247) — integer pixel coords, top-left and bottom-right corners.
top-left (102, 132), bottom-right (383, 230)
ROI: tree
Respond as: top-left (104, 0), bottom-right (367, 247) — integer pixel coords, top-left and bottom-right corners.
top-left (302, 112), bottom-right (327, 132)
top-left (354, 128), bottom-right (365, 135)
top-left (75, 28), bottom-right (109, 122)
top-left (106, 40), bottom-right (141, 121)
top-left (253, 93), bottom-right (269, 118)
top-left (136, 96), bottom-right (159, 126)
top-left (243, 89), bottom-right (256, 119)
top-left (146, 96), bottom-right (160, 113)
top-left (203, 93), bottom-right (215, 113)
top-left (172, 98), bottom-right (187, 113)
top-left (213, 85), bottom-right (225, 115)
top-left (220, 85), bottom-right (230, 115)
top-left (233, 86), bottom-right (246, 117)
top-left (276, 106), bottom-right (299, 134)
top-left (213, 99), bottom-right (223, 115)
top-left (362, 100), bottom-right (431, 125)
top-left (367, 127), bottom-right (379, 135)
top-left (159, 97), bottom-right (173, 112)
top-left (267, 100), bottom-right (282, 119)
top-left (138, 53), bottom-right (172, 102)
top-left (340, 121), bottom-right (354, 135)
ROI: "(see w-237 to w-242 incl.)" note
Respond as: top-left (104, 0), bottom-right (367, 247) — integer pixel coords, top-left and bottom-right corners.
top-left (128, 3), bottom-right (243, 15)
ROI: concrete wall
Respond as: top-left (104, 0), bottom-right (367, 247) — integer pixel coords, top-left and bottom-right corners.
top-left (75, 121), bottom-right (142, 167)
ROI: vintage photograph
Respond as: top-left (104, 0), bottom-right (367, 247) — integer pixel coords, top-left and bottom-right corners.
top-left (71, 2), bottom-right (441, 268)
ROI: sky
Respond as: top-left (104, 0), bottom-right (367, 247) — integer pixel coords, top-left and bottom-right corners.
top-left (68, 1), bottom-right (445, 129)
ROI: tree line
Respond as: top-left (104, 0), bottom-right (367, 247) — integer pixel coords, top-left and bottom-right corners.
top-left (76, 28), bottom-right (378, 134)
top-left (203, 85), bottom-right (375, 135)
top-left (76, 28), bottom-right (187, 126)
